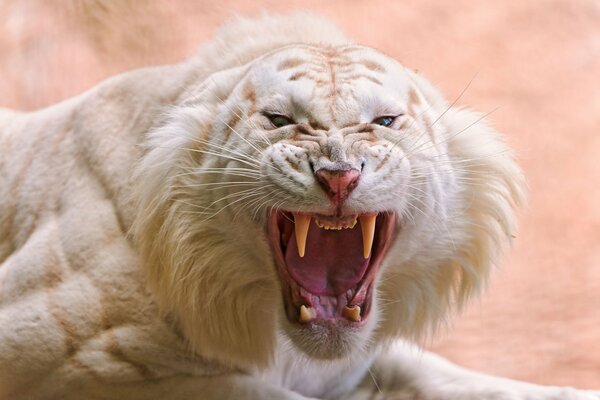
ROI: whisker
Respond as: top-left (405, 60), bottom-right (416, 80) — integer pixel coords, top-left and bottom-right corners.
top-left (153, 145), bottom-right (261, 168)
top-left (188, 136), bottom-right (263, 166)
top-left (174, 169), bottom-right (262, 180)
top-left (171, 182), bottom-right (264, 192)
top-left (399, 73), bottom-right (478, 156)
top-left (406, 107), bottom-right (500, 158)
top-left (178, 186), bottom-right (272, 211)
top-left (430, 72), bottom-right (478, 128)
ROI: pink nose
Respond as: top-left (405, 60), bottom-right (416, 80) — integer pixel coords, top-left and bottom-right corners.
top-left (314, 168), bottom-right (361, 206)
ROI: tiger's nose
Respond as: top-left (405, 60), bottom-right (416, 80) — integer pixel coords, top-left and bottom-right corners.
top-left (314, 168), bottom-right (361, 206)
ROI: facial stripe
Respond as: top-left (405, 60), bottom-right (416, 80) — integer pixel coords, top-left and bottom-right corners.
top-left (406, 86), bottom-right (436, 144)
top-left (338, 45), bottom-right (363, 54)
top-left (188, 120), bottom-right (213, 168)
top-left (227, 107), bottom-right (242, 127)
top-left (359, 59), bottom-right (386, 72)
top-left (242, 81), bottom-right (257, 112)
top-left (408, 87), bottom-right (422, 108)
top-left (277, 58), bottom-right (306, 71)
top-left (276, 48), bottom-right (388, 129)
top-left (288, 71), bottom-right (312, 82)
top-left (293, 124), bottom-right (324, 141)
top-left (339, 74), bottom-right (383, 86)
top-left (308, 119), bottom-right (327, 131)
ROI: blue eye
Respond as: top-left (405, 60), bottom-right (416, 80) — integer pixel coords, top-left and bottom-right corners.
top-left (372, 116), bottom-right (395, 127)
top-left (268, 114), bottom-right (294, 128)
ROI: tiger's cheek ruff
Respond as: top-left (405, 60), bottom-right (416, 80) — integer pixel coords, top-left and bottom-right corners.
top-left (133, 72), bottom-right (285, 368)
top-left (375, 105), bottom-right (525, 343)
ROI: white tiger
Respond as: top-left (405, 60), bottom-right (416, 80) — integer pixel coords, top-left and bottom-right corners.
top-left (0, 12), bottom-right (597, 400)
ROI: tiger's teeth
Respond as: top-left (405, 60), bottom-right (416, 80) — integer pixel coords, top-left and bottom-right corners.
top-left (359, 214), bottom-right (377, 258)
top-left (315, 216), bottom-right (358, 230)
top-left (342, 305), bottom-right (361, 322)
top-left (299, 305), bottom-right (316, 323)
top-left (293, 213), bottom-right (311, 258)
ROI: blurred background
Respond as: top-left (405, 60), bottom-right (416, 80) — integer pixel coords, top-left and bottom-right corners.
top-left (1, 0), bottom-right (598, 389)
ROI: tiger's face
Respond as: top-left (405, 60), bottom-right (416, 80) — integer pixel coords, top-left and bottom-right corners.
top-left (138, 42), bottom-right (520, 366)
top-left (208, 45), bottom-right (458, 358)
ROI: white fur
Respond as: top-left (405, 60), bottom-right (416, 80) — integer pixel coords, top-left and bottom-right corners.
top-left (0, 12), bottom-right (597, 400)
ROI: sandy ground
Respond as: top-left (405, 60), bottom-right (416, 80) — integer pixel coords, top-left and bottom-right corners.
top-left (1, 0), bottom-right (599, 389)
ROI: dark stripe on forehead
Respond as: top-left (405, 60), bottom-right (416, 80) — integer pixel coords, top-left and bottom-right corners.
top-left (339, 46), bottom-right (363, 54)
top-left (329, 59), bottom-right (353, 68)
top-left (277, 58), bottom-right (306, 71)
top-left (341, 74), bottom-right (383, 86)
top-left (360, 59), bottom-right (386, 72)
top-left (320, 46), bottom-right (338, 57)
top-left (289, 71), bottom-right (310, 81)
top-left (288, 70), bottom-right (329, 86)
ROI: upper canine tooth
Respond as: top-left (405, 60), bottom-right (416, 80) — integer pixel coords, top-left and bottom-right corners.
top-left (293, 213), bottom-right (311, 258)
top-left (359, 214), bottom-right (377, 258)
top-left (342, 305), bottom-right (361, 322)
top-left (299, 305), bottom-right (316, 323)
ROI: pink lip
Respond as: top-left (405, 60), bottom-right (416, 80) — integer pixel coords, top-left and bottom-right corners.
top-left (267, 211), bottom-right (397, 325)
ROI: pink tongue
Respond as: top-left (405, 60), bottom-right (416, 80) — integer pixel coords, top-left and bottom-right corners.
top-left (285, 220), bottom-right (369, 295)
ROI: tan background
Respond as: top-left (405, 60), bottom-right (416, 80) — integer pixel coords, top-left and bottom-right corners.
top-left (1, 0), bottom-right (598, 389)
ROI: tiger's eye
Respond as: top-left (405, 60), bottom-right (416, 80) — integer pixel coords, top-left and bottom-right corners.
top-left (372, 116), bottom-right (395, 127)
top-left (269, 115), bottom-right (293, 128)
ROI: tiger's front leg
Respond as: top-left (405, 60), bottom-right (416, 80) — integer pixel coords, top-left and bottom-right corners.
top-left (345, 342), bottom-right (600, 400)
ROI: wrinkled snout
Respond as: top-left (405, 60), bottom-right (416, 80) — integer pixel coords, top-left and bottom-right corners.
top-left (314, 168), bottom-right (361, 207)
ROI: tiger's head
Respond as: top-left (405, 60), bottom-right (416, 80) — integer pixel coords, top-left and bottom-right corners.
top-left (135, 43), bottom-right (524, 368)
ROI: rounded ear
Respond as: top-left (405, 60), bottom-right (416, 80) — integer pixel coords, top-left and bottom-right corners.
top-left (378, 71), bottom-right (526, 340)
top-left (132, 64), bottom-right (278, 368)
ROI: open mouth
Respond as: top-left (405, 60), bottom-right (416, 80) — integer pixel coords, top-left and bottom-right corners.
top-left (267, 211), bottom-right (397, 325)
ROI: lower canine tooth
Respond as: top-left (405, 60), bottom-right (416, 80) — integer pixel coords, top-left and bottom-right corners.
top-left (359, 214), bottom-right (377, 258)
top-left (293, 213), bottom-right (311, 258)
top-left (342, 305), bottom-right (361, 322)
top-left (299, 305), bottom-right (316, 323)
